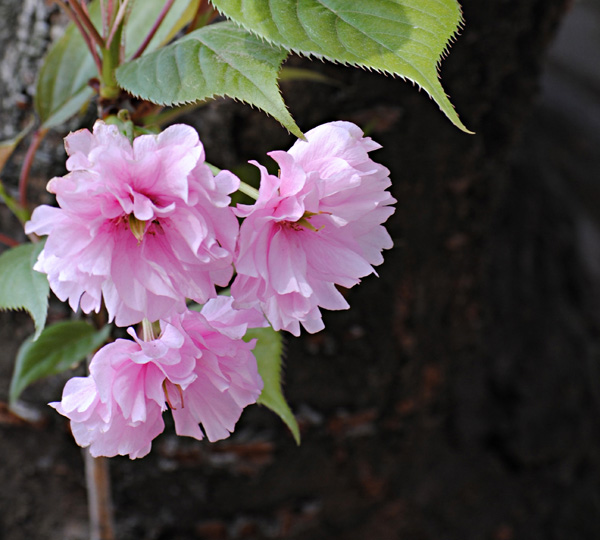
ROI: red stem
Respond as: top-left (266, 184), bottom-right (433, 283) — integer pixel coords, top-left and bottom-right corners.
top-left (129, 0), bottom-right (176, 60)
top-left (105, 0), bottom-right (130, 49)
top-left (0, 233), bottom-right (19, 248)
top-left (18, 129), bottom-right (48, 211)
top-left (55, 0), bottom-right (102, 73)
top-left (67, 0), bottom-right (105, 48)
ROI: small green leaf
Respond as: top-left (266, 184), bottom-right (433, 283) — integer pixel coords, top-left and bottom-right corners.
top-left (0, 242), bottom-right (49, 340)
top-left (116, 21), bottom-right (303, 138)
top-left (35, 0), bottom-right (200, 128)
top-left (9, 321), bottom-right (111, 406)
top-left (245, 326), bottom-right (300, 444)
top-left (211, 0), bottom-right (471, 132)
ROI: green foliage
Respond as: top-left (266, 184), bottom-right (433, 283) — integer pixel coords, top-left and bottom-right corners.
top-left (0, 242), bottom-right (49, 340)
top-left (211, 0), bottom-right (470, 132)
top-left (34, 0), bottom-right (200, 128)
top-left (245, 326), bottom-right (300, 444)
top-left (9, 321), bottom-right (111, 406)
top-left (115, 21), bottom-right (303, 138)
top-left (34, 14), bottom-right (97, 128)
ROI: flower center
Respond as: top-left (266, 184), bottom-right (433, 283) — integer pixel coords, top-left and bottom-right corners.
top-left (281, 211), bottom-right (323, 232)
top-left (128, 214), bottom-right (148, 243)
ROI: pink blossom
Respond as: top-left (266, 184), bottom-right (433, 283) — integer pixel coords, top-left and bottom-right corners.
top-left (231, 121), bottom-right (395, 335)
top-left (26, 121), bottom-right (239, 326)
top-left (51, 297), bottom-right (264, 459)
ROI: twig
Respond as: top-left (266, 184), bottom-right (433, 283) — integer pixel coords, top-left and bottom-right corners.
top-left (67, 0), bottom-right (105, 48)
top-left (129, 0), bottom-right (176, 60)
top-left (84, 451), bottom-right (116, 540)
top-left (18, 129), bottom-right (48, 212)
top-left (55, 0), bottom-right (102, 73)
top-left (0, 233), bottom-right (19, 247)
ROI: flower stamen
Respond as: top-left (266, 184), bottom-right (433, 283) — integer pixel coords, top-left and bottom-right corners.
top-left (128, 214), bottom-right (148, 243)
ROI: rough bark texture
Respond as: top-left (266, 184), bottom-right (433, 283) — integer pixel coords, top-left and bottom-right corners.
top-left (2, 1), bottom-right (599, 539)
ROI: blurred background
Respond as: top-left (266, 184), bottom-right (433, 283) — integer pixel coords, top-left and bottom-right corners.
top-left (1, 0), bottom-right (600, 538)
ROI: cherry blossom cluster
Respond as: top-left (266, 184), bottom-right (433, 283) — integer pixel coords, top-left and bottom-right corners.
top-left (26, 120), bottom-right (395, 458)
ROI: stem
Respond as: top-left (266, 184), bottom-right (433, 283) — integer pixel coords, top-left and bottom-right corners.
top-left (67, 0), bottom-right (105, 48)
top-left (98, 0), bottom-right (107, 37)
top-left (84, 452), bottom-right (116, 540)
top-left (142, 318), bottom-right (156, 341)
top-left (238, 181), bottom-right (260, 200)
top-left (55, 0), bottom-right (103, 74)
top-left (18, 129), bottom-right (48, 211)
top-left (129, 0), bottom-right (176, 60)
top-left (100, 16), bottom-right (123, 101)
top-left (0, 233), bottom-right (19, 247)
top-left (105, 0), bottom-right (131, 49)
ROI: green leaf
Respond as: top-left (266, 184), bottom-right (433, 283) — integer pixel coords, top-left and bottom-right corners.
top-left (245, 326), bottom-right (300, 444)
top-left (210, 0), bottom-right (471, 132)
top-left (34, 18), bottom-right (96, 129)
top-left (0, 242), bottom-right (49, 340)
top-left (9, 321), bottom-right (111, 406)
top-left (34, 0), bottom-right (200, 128)
top-left (115, 21), bottom-right (303, 138)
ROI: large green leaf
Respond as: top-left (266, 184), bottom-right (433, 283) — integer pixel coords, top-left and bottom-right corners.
top-left (34, 0), bottom-right (200, 128)
top-left (115, 21), bottom-right (303, 138)
top-left (210, 0), bottom-right (470, 132)
top-left (9, 321), bottom-right (111, 406)
top-left (0, 242), bottom-right (49, 340)
top-left (245, 326), bottom-right (300, 444)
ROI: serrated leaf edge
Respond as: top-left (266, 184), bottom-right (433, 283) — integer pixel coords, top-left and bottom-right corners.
top-left (209, 1), bottom-right (472, 133)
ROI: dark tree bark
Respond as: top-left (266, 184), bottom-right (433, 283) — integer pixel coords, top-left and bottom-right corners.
top-left (3, 1), bottom-right (599, 539)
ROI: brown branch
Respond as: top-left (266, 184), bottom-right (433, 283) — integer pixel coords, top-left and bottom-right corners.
top-left (84, 451), bottom-right (116, 540)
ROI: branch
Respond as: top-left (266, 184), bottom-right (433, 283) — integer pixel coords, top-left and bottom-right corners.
top-left (84, 452), bottom-right (116, 540)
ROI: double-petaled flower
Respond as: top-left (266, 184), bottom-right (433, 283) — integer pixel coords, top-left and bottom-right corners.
top-left (26, 121), bottom-right (239, 327)
top-left (51, 297), bottom-right (264, 459)
top-left (231, 121), bottom-right (396, 336)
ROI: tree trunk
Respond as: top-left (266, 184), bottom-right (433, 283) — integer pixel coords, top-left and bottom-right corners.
top-left (3, 1), bottom-right (598, 539)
